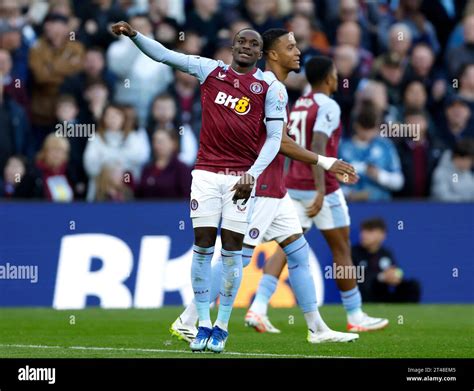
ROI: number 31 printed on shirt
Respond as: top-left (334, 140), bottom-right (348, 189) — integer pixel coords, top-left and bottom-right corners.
top-left (287, 110), bottom-right (308, 147)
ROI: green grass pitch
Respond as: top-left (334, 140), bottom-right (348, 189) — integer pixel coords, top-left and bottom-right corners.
top-left (0, 304), bottom-right (472, 358)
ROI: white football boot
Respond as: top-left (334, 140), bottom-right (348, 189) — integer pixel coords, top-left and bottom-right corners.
top-left (169, 317), bottom-right (198, 343)
top-left (347, 313), bottom-right (389, 332)
top-left (307, 329), bottom-right (359, 343)
top-left (244, 310), bottom-right (281, 333)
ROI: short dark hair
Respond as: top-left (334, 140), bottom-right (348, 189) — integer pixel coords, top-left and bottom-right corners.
top-left (232, 28), bottom-right (263, 47)
top-left (360, 218), bottom-right (387, 232)
top-left (354, 100), bottom-right (380, 129)
top-left (305, 56), bottom-right (334, 86)
top-left (262, 28), bottom-right (289, 53)
top-left (404, 108), bottom-right (427, 119)
top-left (452, 139), bottom-right (474, 158)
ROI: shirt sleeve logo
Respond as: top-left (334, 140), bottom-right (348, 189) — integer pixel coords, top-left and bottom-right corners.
top-left (250, 82), bottom-right (263, 94)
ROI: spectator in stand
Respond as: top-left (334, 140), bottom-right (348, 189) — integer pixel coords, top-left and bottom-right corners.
top-left (0, 155), bottom-right (28, 198)
top-left (398, 79), bottom-right (439, 137)
top-left (29, 13), bottom-right (85, 147)
top-left (61, 47), bottom-right (115, 122)
top-left (355, 79), bottom-right (400, 126)
top-left (371, 52), bottom-right (405, 107)
top-left (83, 103), bottom-right (149, 201)
top-left (185, 0), bottom-right (227, 57)
top-left (176, 30), bottom-right (204, 56)
top-left (147, 94), bottom-right (198, 166)
top-left (243, 0), bottom-right (284, 34)
top-left (148, 0), bottom-right (179, 28)
top-left (213, 40), bottom-right (233, 64)
top-left (398, 79), bottom-right (427, 117)
top-left (168, 70), bottom-right (202, 139)
top-left (336, 21), bottom-right (373, 78)
top-left (55, 95), bottom-right (89, 199)
top-left (352, 218), bottom-right (421, 303)
top-left (384, 23), bottom-right (413, 67)
top-left (107, 14), bottom-right (173, 126)
top-left (95, 162), bottom-right (133, 201)
top-left (0, 13), bottom-right (34, 86)
top-left (431, 138), bottom-right (474, 201)
top-left (285, 13), bottom-right (323, 103)
top-left (78, 0), bottom-right (127, 49)
top-left (154, 18), bottom-right (180, 49)
top-left (0, 76), bottom-right (33, 174)
top-left (290, 0), bottom-right (330, 53)
top-left (136, 128), bottom-right (191, 199)
top-left (122, 103), bottom-right (151, 161)
top-left (0, 48), bottom-right (29, 115)
top-left (339, 101), bottom-right (404, 201)
top-left (326, 0), bottom-right (374, 52)
top-left (48, 0), bottom-right (82, 33)
top-left (34, 134), bottom-right (74, 202)
top-left (437, 95), bottom-right (473, 148)
top-left (446, 14), bottom-right (474, 78)
top-left (457, 63), bottom-right (474, 117)
top-left (379, 0), bottom-right (441, 55)
top-left (332, 44), bottom-right (361, 133)
top-left (83, 80), bottom-right (110, 125)
top-left (395, 109), bottom-right (445, 198)
top-left (421, 0), bottom-right (468, 58)
top-left (405, 43), bottom-right (449, 112)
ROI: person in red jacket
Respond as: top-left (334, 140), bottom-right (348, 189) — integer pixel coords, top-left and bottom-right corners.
top-left (136, 128), bottom-right (191, 199)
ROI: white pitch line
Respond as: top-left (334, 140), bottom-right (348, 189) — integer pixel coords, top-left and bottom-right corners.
top-left (0, 344), bottom-right (354, 359)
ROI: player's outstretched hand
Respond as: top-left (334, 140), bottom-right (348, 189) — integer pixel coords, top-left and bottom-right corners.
top-left (231, 173), bottom-right (255, 204)
top-left (111, 21), bottom-right (137, 37)
top-left (329, 160), bottom-right (359, 185)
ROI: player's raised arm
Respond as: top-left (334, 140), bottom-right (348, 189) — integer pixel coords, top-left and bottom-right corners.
top-left (111, 21), bottom-right (220, 83)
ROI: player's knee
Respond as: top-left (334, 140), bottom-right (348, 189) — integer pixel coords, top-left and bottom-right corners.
top-left (221, 229), bottom-right (244, 251)
top-left (332, 240), bottom-right (351, 259)
top-left (194, 227), bottom-right (217, 248)
top-left (278, 233), bottom-right (303, 248)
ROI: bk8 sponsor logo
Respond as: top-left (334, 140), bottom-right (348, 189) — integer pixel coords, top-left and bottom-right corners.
top-left (214, 91), bottom-right (251, 115)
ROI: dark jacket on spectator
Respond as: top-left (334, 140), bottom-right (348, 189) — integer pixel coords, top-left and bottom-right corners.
top-left (2, 160), bottom-right (74, 200)
top-left (136, 155), bottom-right (191, 199)
top-left (394, 136), bottom-right (446, 198)
top-left (0, 96), bottom-right (34, 173)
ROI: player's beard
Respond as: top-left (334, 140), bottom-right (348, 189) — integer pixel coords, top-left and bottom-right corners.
top-left (235, 59), bottom-right (255, 68)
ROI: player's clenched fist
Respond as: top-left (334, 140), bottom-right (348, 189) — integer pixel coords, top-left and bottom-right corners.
top-left (111, 21), bottom-right (137, 37)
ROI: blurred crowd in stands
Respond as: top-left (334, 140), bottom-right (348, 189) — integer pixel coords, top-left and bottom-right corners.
top-left (0, 0), bottom-right (473, 202)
